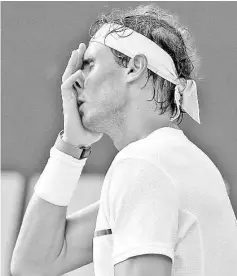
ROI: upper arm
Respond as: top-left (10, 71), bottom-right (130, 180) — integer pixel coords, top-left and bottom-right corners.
top-left (114, 254), bottom-right (172, 276)
top-left (51, 200), bottom-right (100, 275)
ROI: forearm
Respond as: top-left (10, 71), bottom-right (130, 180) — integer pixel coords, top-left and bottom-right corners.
top-left (11, 133), bottom-right (88, 275)
top-left (11, 194), bottom-right (67, 275)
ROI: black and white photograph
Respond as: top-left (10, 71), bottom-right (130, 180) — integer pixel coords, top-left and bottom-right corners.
top-left (1, 1), bottom-right (237, 276)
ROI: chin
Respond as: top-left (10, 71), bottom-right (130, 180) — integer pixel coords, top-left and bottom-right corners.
top-left (81, 110), bottom-right (101, 132)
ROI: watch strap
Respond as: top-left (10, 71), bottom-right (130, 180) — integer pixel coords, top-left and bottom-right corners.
top-left (54, 130), bottom-right (92, 160)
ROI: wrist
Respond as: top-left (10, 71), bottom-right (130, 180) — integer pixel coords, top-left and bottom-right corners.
top-left (62, 135), bottom-right (91, 148)
top-left (54, 130), bottom-right (92, 160)
top-left (34, 146), bottom-right (86, 206)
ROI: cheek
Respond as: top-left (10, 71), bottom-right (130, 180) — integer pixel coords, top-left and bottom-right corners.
top-left (85, 66), bottom-right (124, 99)
top-left (83, 66), bottom-right (103, 92)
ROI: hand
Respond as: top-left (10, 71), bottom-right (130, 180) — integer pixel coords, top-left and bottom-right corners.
top-left (60, 43), bottom-right (103, 147)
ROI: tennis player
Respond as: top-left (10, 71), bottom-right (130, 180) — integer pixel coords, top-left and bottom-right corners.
top-left (11, 4), bottom-right (237, 276)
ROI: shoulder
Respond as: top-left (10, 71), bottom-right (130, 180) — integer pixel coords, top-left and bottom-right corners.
top-left (107, 157), bottom-right (178, 202)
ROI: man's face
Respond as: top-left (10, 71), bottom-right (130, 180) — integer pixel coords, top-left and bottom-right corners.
top-left (78, 41), bottom-right (127, 132)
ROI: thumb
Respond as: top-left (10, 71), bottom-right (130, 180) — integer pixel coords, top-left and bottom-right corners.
top-left (61, 85), bottom-right (78, 105)
top-left (71, 87), bottom-right (78, 99)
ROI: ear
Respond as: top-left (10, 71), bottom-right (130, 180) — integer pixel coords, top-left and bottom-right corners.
top-left (125, 54), bottom-right (148, 83)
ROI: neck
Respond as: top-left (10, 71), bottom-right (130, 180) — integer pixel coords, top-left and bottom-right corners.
top-left (104, 86), bottom-right (181, 151)
top-left (108, 117), bottom-right (180, 151)
top-left (168, 121), bottom-right (180, 130)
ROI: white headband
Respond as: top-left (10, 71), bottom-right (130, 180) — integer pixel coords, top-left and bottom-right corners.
top-left (90, 23), bottom-right (201, 124)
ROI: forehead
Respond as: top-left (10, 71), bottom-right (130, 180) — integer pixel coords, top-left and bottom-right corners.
top-left (84, 41), bottom-right (114, 61)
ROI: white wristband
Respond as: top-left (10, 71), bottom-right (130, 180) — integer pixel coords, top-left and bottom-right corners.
top-left (34, 146), bottom-right (87, 206)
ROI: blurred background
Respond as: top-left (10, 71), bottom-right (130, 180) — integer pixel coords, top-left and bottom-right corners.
top-left (1, 1), bottom-right (237, 276)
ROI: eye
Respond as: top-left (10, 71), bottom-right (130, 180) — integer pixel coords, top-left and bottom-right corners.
top-left (82, 62), bottom-right (94, 71)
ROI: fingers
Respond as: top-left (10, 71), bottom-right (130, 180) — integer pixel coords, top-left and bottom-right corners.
top-left (61, 69), bottom-right (85, 98)
top-left (62, 43), bottom-right (87, 83)
top-left (63, 69), bottom-right (85, 88)
top-left (76, 43), bottom-right (86, 69)
top-left (61, 51), bottom-right (76, 83)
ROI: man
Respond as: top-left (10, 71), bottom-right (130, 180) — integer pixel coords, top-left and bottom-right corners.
top-left (11, 4), bottom-right (237, 276)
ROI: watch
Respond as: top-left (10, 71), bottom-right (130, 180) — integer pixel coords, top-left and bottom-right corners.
top-left (54, 130), bottom-right (92, 160)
